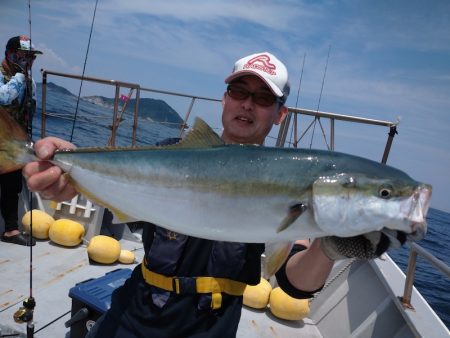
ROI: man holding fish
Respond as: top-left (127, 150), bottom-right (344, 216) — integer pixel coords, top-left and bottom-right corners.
top-left (20, 52), bottom-right (426, 337)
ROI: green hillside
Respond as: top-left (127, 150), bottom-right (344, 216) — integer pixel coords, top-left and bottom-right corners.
top-left (37, 82), bottom-right (183, 129)
top-left (83, 96), bottom-right (184, 129)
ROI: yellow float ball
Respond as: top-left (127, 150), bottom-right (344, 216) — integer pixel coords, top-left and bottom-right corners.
top-left (49, 219), bottom-right (85, 247)
top-left (269, 287), bottom-right (310, 321)
top-left (243, 277), bottom-right (272, 309)
top-left (22, 209), bottom-right (55, 239)
top-left (87, 235), bottom-right (121, 264)
top-left (118, 249), bottom-right (135, 264)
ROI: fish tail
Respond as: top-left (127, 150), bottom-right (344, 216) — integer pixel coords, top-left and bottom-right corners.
top-left (0, 112), bottom-right (34, 174)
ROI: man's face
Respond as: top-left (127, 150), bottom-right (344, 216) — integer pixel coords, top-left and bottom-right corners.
top-left (6, 50), bottom-right (36, 72)
top-left (221, 75), bottom-right (287, 145)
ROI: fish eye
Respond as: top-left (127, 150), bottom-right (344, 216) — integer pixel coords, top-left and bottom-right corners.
top-left (379, 185), bottom-right (393, 199)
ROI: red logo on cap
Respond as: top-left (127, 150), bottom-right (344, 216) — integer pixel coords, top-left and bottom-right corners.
top-left (244, 54), bottom-right (276, 76)
top-left (20, 35), bottom-right (30, 42)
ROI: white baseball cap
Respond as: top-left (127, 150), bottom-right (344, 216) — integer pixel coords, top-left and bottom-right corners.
top-left (6, 35), bottom-right (42, 54)
top-left (225, 52), bottom-right (290, 103)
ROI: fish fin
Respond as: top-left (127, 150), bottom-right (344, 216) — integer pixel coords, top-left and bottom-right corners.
top-left (0, 112), bottom-right (34, 174)
top-left (167, 117), bottom-right (223, 148)
top-left (263, 242), bottom-right (294, 278)
top-left (277, 203), bottom-right (307, 233)
top-left (110, 209), bottom-right (138, 224)
top-left (52, 118), bottom-right (222, 154)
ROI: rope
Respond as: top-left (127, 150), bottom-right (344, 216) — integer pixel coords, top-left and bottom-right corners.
top-left (33, 310), bottom-right (71, 334)
top-left (316, 117), bottom-right (331, 150)
top-left (310, 258), bottom-right (355, 302)
top-left (69, 0), bottom-right (99, 142)
top-left (309, 117), bottom-right (318, 149)
top-left (295, 53), bottom-right (306, 108)
top-left (315, 45), bottom-right (331, 113)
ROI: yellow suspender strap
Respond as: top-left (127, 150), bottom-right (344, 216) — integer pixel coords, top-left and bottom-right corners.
top-left (140, 262), bottom-right (247, 309)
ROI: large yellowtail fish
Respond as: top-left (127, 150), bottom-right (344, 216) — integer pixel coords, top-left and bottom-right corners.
top-left (0, 113), bottom-right (431, 273)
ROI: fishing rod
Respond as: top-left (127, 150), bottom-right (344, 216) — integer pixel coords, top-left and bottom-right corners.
top-left (13, 1), bottom-right (98, 331)
top-left (309, 45), bottom-right (331, 150)
top-left (11, 1), bottom-right (100, 336)
top-left (289, 52), bottom-right (306, 148)
top-left (70, 0), bottom-right (99, 143)
top-left (12, 1), bottom-right (36, 337)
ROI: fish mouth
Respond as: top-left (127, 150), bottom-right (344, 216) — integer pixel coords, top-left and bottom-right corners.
top-left (407, 223), bottom-right (427, 241)
top-left (404, 184), bottom-right (432, 241)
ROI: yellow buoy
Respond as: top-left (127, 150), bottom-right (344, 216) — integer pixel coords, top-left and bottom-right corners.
top-left (22, 209), bottom-right (55, 239)
top-left (87, 235), bottom-right (121, 264)
top-left (49, 219), bottom-right (85, 247)
top-left (118, 249), bottom-right (135, 264)
top-left (269, 287), bottom-right (310, 321)
top-left (243, 277), bottom-right (272, 309)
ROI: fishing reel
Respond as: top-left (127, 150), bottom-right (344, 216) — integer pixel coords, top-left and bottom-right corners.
top-left (13, 297), bottom-right (35, 323)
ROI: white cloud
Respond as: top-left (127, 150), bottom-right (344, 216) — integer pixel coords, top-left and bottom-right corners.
top-left (34, 44), bottom-right (82, 74)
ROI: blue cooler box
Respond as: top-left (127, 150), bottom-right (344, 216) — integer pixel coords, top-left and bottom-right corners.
top-left (67, 268), bottom-right (132, 338)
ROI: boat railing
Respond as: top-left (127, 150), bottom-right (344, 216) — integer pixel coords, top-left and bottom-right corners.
top-left (40, 69), bottom-right (221, 146)
top-left (400, 242), bottom-right (450, 310)
top-left (38, 70), bottom-right (448, 318)
top-left (40, 69), bottom-right (399, 162)
top-left (278, 107), bottom-right (399, 164)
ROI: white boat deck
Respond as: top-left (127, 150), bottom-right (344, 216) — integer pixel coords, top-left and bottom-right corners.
top-left (0, 236), bottom-right (143, 337)
top-left (0, 236), bottom-right (322, 337)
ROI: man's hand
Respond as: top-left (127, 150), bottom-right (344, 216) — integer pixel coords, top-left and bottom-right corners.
top-left (320, 230), bottom-right (407, 261)
top-left (23, 137), bottom-right (78, 202)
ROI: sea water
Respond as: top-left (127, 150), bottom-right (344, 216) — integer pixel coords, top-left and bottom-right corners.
top-left (33, 83), bottom-right (450, 329)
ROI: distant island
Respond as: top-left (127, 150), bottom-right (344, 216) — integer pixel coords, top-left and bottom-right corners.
top-left (36, 82), bottom-right (184, 129)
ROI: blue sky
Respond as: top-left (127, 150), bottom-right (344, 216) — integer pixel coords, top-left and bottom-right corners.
top-left (2, 0), bottom-right (450, 213)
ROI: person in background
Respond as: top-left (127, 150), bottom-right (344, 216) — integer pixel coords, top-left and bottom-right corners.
top-left (0, 35), bottom-right (41, 246)
top-left (23, 52), bottom-right (404, 337)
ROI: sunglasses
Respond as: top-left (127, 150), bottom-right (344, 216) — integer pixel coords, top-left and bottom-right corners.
top-left (16, 52), bottom-right (37, 60)
top-left (227, 84), bottom-right (282, 107)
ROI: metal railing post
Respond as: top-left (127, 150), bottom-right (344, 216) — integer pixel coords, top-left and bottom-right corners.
top-left (109, 84), bottom-right (121, 146)
top-left (180, 97), bottom-right (196, 137)
top-left (381, 125), bottom-right (398, 164)
top-left (330, 118), bottom-right (335, 151)
top-left (400, 247), bottom-right (418, 309)
top-left (276, 112), bottom-right (292, 147)
top-left (132, 87), bottom-right (140, 146)
top-left (40, 70), bottom-right (48, 138)
top-left (400, 242), bottom-right (450, 310)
